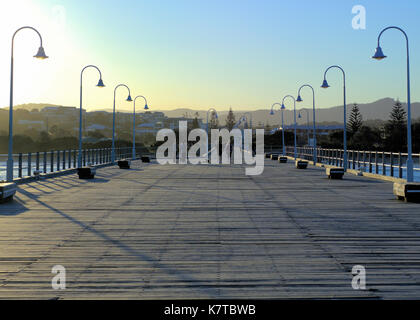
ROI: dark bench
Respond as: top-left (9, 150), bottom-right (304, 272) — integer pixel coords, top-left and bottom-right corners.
top-left (118, 159), bottom-right (131, 169)
top-left (278, 156), bottom-right (288, 163)
top-left (394, 182), bottom-right (420, 203)
top-left (326, 167), bottom-right (345, 179)
top-left (141, 156), bottom-right (150, 163)
top-left (0, 182), bottom-right (17, 203)
top-left (295, 160), bottom-right (308, 169)
top-left (265, 153), bottom-right (272, 159)
top-left (77, 167), bottom-right (96, 179)
top-left (270, 154), bottom-right (279, 161)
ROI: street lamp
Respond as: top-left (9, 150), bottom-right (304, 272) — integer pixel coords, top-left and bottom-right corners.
top-left (7, 26), bottom-right (48, 182)
top-left (297, 84), bottom-right (317, 163)
top-left (132, 95), bottom-right (149, 160)
top-left (282, 95), bottom-right (297, 159)
top-left (298, 109), bottom-right (310, 145)
top-left (79, 65), bottom-right (105, 168)
top-left (269, 103), bottom-right (286, 156)
top-left (373, 26), bottom-right (414, 182)
top-left (112, 84), bottom-right (133, 162)
top-left (321, 65), bottom-right (347, 170)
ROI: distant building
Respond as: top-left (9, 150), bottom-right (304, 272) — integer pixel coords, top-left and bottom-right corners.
top-left (17, 120), bottom-right (45, 130)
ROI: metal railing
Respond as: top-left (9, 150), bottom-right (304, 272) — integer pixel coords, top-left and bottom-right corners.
top-left (0, 147), bottom-right (134, 182)
top-left (285, 146), bottom-right (420, 180)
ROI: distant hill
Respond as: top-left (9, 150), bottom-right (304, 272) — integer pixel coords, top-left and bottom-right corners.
top-left (4, 98), bottom-right (419, 126)
top-left (157, 98), bottom-right (420, 126)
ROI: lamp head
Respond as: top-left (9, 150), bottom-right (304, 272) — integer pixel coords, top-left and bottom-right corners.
top-left (215, 113), bottom-right (218, 119)
top-left (321, 79), bottom-right (330, 89)
top-left (269, 109), bottom-right (274, 116)
top-left (298, 113), bottom-right (302, 119)
top-left (281, 103), bottom-right (286, 110)
top-left (144, 104), bottom-right (149, 110)
top-left (34, 46), bottom-right (48, 59)
top-left (296, 95), bottom-right (303, 102)
top-left (126, 95), bottom-right (133, 102)
top-left (97, 79), bottom-right (105, 87)
top-left (372, 46), bottom-right (387, 60)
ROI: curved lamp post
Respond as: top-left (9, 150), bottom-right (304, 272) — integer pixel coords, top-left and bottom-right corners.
top-left (132, 95), bottom-right (149, 160)
top-left (282, 95), bottom-right (297, 159)
top-left (7, 26), bottom-right (49, 181)
top-left (298, 109), bottom-right (310, 145)
top-left (206, 108), bottom-right (218, 134)
top-left (111, 84), bottom-right (133, 162)
top-left (241, 112), bottom-right (253, 129)
top-left (206, 108), bottom-right (218, 154)
top-left (297, 84), bottom-right (317, 163)
top-left (270, 103), bottom-right (286, 156)
top-left (373, 26), bottom-right (414, 182)
top-left (321, 65), bottom-right (347, 170)
top-left (79, 65), bottom-right (105, 168)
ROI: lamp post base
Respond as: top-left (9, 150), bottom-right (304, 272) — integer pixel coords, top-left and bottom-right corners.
top-left (6, 158), bottom-right (14, 182)
top-left (406, 159), bottom-right (414, 182)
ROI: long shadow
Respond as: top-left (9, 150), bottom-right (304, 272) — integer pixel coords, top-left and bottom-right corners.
top-left (0, 196), bottom-right (29, 216)
top-left (128, 178), bottom-right (240, 203)
top-left (16, 188), bottom-right (221, 298)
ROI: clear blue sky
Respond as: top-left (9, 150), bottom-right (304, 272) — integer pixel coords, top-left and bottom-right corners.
top-left (1, 0), bottom-right (419, 111)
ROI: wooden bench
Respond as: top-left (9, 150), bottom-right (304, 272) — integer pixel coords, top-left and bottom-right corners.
top-left (0, 182), bottom-right (17, 203)
top-left (295, 160), bottom-right (308, 169)
top-left (270, 154), bottom-right (279, 161)
top-left (393, 182), bottom-right (420, 203)
top-left (118, 159), bottom-right (131, 169)
top-left (278, 156), bottom-right (288, 163)
top-left (141, 156), bottom-right (150, 163)
top-left (77, 167), bottom-right (96, 179)
top-left (326, 167), bottom-right (345, 179)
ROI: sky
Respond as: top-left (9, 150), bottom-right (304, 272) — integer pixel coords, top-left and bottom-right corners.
top-left (0, 0), bottom-right (419, 112)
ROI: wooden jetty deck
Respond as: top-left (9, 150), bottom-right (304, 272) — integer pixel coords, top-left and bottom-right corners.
top-left (1, 160), bottom-right (420, 299)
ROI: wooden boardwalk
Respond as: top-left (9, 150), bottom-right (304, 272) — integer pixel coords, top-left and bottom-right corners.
top-left (1, 160), bottom-right (420, 299)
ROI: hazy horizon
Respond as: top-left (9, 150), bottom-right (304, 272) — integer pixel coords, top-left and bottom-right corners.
top-left (1, 1), bottom-right (420, 112)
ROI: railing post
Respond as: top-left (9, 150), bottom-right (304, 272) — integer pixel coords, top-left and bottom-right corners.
top-left (27, 153), bottom-right (32, 177)
top-left (57, 150), bottom-right (60, 171)
top-left (63, 150), bottom-right (66, 170)
top-left (43, 151), bottom-right (47, 174)
top-left (36, 152), bottom-right (40, 172)
top-left (73, 150), bottom-right (77, 168)
top-left (51, 151), bottom-right (54, 173)
top-left (399, 152), bottom-right (403, 178)
top-left (369, 152), bottom-right (372, 173)
top-left (68, 149), bottom-right (71, 169)
top-left (390, 152), bottom-right (394, 177)
top-left (382, 152), bottom-right (386, 176)
top-left (83, 149), bottom-right (86, 166)
top-left (18, 153), bottom-right (22, 178)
